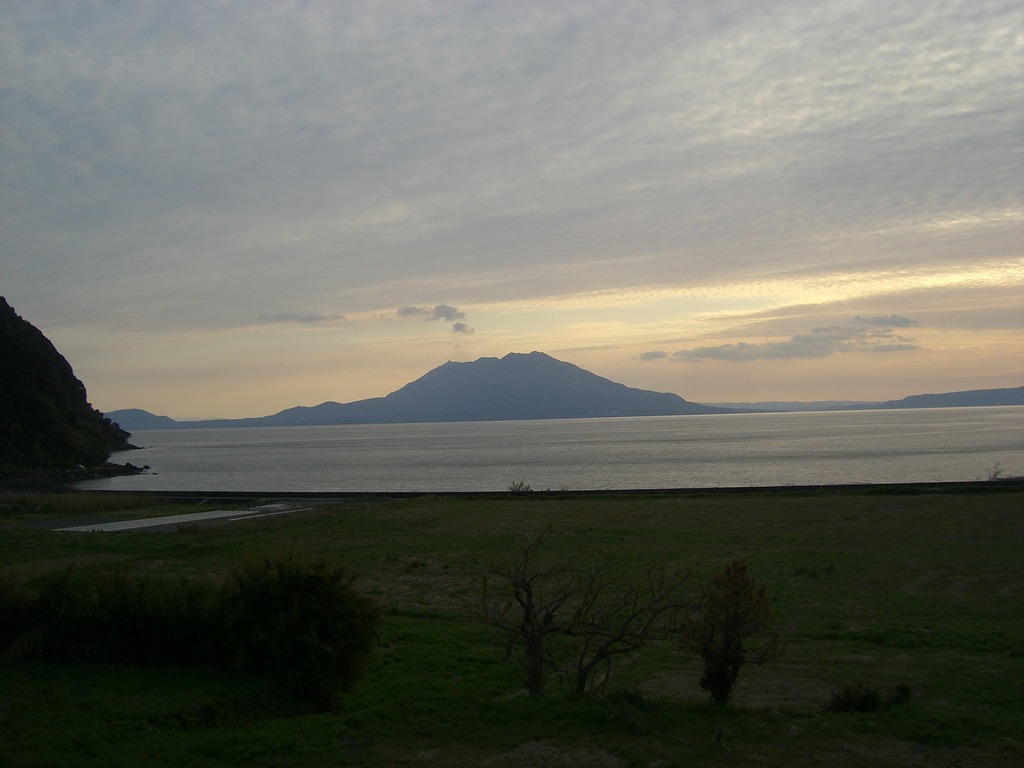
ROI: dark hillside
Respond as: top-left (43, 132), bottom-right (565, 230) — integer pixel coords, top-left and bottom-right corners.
top-left (0, 297), bottom-right (134, 471)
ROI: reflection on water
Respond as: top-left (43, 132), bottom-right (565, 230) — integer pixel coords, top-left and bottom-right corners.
top-left (79, 407), bottom-right (1024, 493)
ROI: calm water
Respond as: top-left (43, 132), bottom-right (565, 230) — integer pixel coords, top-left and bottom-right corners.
top-left (78, 407), bottom-right (1023, 493)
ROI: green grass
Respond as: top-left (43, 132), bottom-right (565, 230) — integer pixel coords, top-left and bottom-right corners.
top-left (1, 488), bottom-right (1023, 766)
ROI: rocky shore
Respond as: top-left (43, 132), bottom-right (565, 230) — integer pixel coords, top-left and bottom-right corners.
top-left (0, 461), bottom-right (148, 489)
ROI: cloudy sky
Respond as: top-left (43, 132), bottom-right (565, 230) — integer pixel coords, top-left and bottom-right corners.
top-left (3, 1), bottom-right (1022, 418)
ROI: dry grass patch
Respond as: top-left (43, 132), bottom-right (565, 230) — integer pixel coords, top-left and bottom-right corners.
top-left (480, 739), bottom-right (623, 768)
top-left (0, 553), bottom-right (129, 580)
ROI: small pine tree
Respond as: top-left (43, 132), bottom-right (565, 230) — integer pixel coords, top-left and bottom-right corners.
top-left (679, 559), bottom-right (782, 705)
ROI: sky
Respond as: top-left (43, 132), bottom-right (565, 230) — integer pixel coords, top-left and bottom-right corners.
top-left (3, 1), bottom-right (1022, 419)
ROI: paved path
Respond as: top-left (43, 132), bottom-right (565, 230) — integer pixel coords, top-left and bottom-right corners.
top-left (54, 504), bottom-right (310, 532)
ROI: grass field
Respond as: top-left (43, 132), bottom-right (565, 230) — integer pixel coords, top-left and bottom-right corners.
top-left (1, 486), bottom-right (1022, 767)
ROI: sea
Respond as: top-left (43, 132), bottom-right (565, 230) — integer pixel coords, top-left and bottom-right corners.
top-left (75, 406), bottom-right (1024, 493)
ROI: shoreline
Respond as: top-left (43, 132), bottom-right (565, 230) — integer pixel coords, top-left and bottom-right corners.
top-left (0, 461), bottom-right (148, 489)
top-left (12, 477), bottom-right (1021, 502)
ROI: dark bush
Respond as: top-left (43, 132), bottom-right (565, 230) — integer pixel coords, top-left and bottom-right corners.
top-left (507, 478), bottom-right (533, 494)
top-left (218, 553), bottom-right (381, 710)
top-left (0, 571), bottom-right (34, 660)
top-left (21, 567), bottom-right (217, 666)
top-left (678, 559), bottom-right (782, 705)
top-left (826, 682), bottom-right (880, 712)
top-left (826, 682), bottom-right (912, 713)
top-left (0, 553), bottom-right (380, 711)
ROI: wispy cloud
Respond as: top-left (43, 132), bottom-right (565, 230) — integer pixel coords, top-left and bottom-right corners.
top-left (258, 312), bottom-right (345, 325)
top-left (397, 304), bottom-right (466, 322)
top-left (637, 350), bottom-right (668, 362)
top-left (853, 314), bottom-right (916, 328)
top-left (673, 319), bottom-right (920, 362)
top-left (397, 306), bottom-right (430, 319)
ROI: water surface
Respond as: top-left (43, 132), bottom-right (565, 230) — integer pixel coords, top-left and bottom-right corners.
top-left (79, 407), bottom-right (1024, 492)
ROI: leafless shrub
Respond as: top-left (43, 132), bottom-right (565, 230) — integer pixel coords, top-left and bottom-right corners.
top-left (481, 527), bottom-right (698, 696)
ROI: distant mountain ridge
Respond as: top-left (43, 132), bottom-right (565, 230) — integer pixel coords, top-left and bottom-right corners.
top-left (709, 388), bottom-right (1024, 412)
top-left (107, 353), bottom-right (1023, 432)
top-left (107, 352), bottom-right (736, 430)
top-left (101, 408), bottom-right (180, 430)
top-left (869, 387), bottom-right (1024, 409)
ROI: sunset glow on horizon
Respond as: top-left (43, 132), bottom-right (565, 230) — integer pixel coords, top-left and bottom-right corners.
top-left (3, 1), bottom-right (1021, 419)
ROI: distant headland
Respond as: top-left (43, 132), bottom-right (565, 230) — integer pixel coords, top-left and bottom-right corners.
top-left (1, 297), bottom-right (140, 481)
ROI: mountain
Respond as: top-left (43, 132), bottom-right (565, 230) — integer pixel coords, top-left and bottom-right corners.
top-left (271, 351), bottom-right (734, 425)
top-left (867, 386), bottom-right (1024, 409)
top-left (107, 352), bottom-right (735, 430)
top-left (0, 297), bottom-right (135, 471)
top-left (110, 369), bottom-right (1024, 431)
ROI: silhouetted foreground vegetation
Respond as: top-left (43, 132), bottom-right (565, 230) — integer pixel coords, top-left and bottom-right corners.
top-left (1, 553), bottom-right (380, 711)
top-left (679, 558), bottom-right (782, 704)
top-left (482, 527), bottom-right (698, 696)
top-left (1, 487), bottom-right (1022, 766)
top-left (825, 681), bottom-right (913, 713)
top-left (481, 528), bottom-right (781, 700)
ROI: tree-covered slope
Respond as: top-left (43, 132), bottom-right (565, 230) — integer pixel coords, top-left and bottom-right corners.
top-left (0, 297), bottom-right (133, 471)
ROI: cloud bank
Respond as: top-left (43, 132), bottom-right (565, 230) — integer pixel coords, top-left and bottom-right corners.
top-left (671, 318), bottom-right (920, 362)
top-left (398, 304), bottom-right (474, 334)
top-left (1, 1), bottom-right (1019, 414)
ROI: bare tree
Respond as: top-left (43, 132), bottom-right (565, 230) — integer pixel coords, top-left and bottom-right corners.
top-left (562, 553), bottom-right (697, 694)
top-left (481, 528), bottom-right (573, 696)
top-left (482, 528), bottom-right (697, 696)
